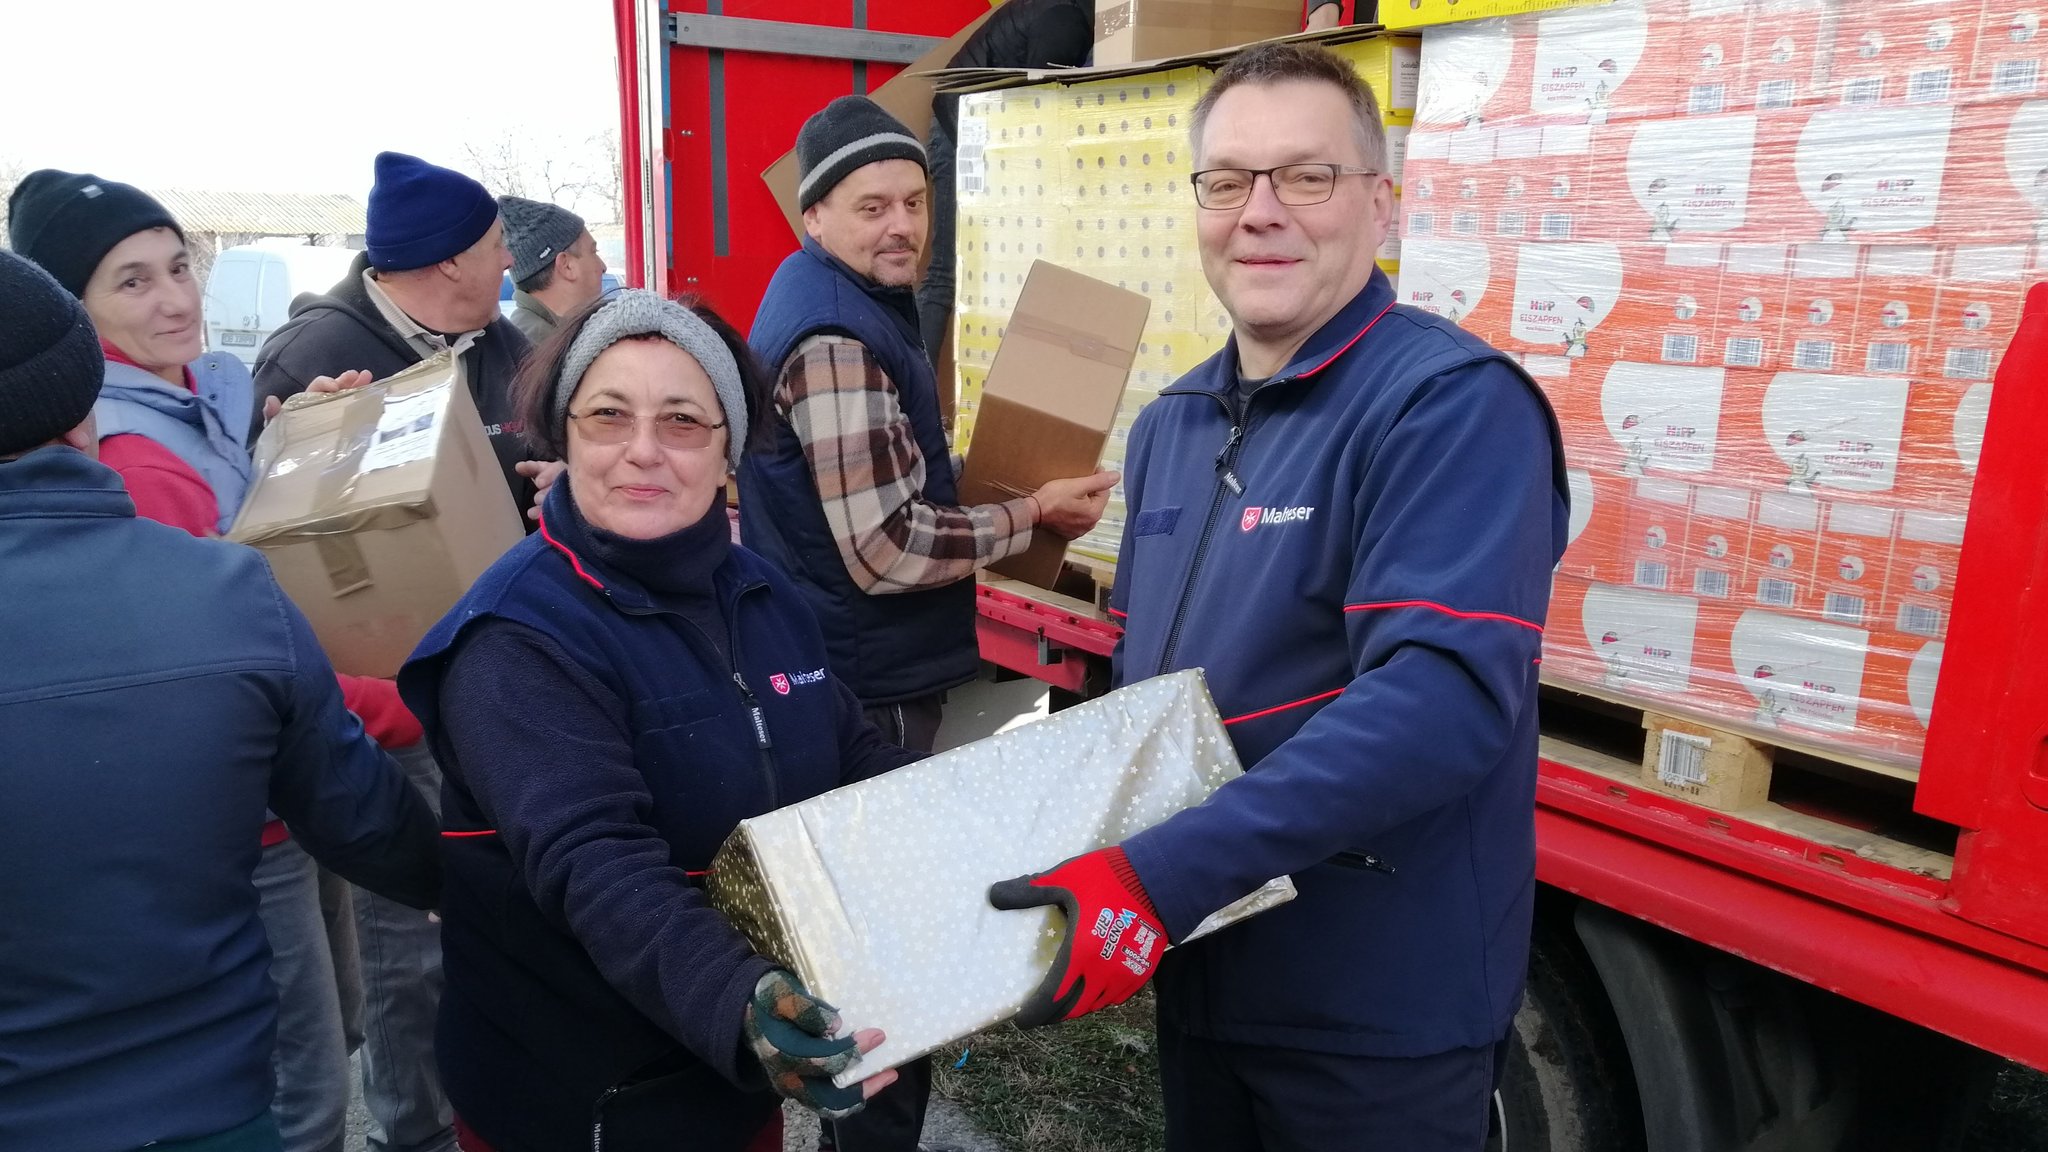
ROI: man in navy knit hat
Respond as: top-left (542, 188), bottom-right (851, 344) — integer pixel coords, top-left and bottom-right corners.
top-left (253, 152), bottom-right (537, 518)
top-left (250, 151), bottom-right (521, 1152)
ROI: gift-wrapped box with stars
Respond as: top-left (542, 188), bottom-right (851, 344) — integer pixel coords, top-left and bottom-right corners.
top-left (705, 668), bottom-right (1295, 1086)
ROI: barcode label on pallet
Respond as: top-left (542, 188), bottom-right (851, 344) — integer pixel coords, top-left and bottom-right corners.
top-left (1694, 569), bottom-right (1732, 599)
top-left (1725, 336), bottom-right (1765, 367)
top-left (1822, 592), bottom-right (1866, 624)
top-left (1452, 211), bottom-right (1482, 235)
top-left (1794, 340), bottom-right (1836, 370)
top-left (1908, 68), bottom-right (1953, 104)
top-left (1634, 560), bottom-right (1671, 590)
top-left (1662, 333), bottom-right (1700, 363)
top-left (1658, 730), bottom-right (1712, 790)
top-left (1865, 342), bottom-right (1912, 374)
top-left (1496, 210), bottom-right (1528, 237)
top-left (1541, 212), bottom-right (1575, 240)
top-left (1757, 578), bottom-right (1798, 607)
top-left (1689, 84), bottom-right (1727, 115)
top-left (1843, 76), bottom-right (1884, 105)
top-left (1944, 348), bottom-right (1991, 380)
top-left (1897, 602), bottom-right (1944, 637)
top-left (1757, 79), bottom-right (1796, 109)
top-left (1994, 60), bottom-right (2040, 97)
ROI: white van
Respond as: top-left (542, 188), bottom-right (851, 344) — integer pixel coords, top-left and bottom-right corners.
top-left (203, 241), bottom-right (360, 367)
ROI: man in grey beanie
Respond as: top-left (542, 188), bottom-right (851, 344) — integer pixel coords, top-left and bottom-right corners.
top-left (500, 196), bottom-right (608, 344)
top-left (738, 94), bottom-right (1117, 1152)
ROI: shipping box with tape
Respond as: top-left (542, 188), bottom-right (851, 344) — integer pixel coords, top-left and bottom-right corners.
top-left (956, 260), bottom-right (1151, 589)
top-left (229, 355), bottom-right (524, 677)
top-left (705, 669), bottom-right (1295, 1086)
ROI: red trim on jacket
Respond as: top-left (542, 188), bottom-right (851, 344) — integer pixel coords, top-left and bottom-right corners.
top-left (98, 434), bottom-right (218, 537)
top-left (536, 510), bottom-right (607, 591)
top-left (1296, 301), bottom-right (1397, 379)
top-left (1225, 687), bottom-right (1346, 726)
top-left (1345, 599), bottom-right (1544, 633)
top-left (442, 829), bottom-right (499, 838)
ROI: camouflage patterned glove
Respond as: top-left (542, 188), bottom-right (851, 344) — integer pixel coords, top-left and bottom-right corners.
top-left (743, 969), bottom-right (868, 1119)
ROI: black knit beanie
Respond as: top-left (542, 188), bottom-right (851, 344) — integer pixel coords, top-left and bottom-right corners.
top-left (6, 169), bottom-right (183, 298)
top-left (0, 251), bottom-right (105, 456)
top-left (796, 96), bottom-right (927, 211)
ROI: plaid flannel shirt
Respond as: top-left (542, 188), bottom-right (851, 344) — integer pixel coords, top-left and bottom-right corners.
top-left (777, 334), bottom-right (1035, 594)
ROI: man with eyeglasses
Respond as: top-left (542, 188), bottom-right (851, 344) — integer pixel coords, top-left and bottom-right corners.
top-left (988, 43), bottom-right (1570, 1150)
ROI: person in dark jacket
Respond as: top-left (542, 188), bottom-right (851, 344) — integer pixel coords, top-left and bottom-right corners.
top-left (9, 167), bottom-right (427, 1152)
top-left (990, 44), bottom-right (1571, 1151)
top-left (917, 0), bottom-right (1095, 362)
top-left (250, 148), bottom-right (523, 1152)
top-left (398, 290), bottom-right (909, 1152)
top-left (739, 97), bottom-right (1119, 1152)
top-left (0, 248), bottom-right (441, 1152)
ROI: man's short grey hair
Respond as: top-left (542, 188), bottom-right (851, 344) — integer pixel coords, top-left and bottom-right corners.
top-left (1190, 42), bottom-right (1389, 174)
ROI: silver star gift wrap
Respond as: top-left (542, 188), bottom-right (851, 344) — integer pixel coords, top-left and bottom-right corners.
top-left (706, 668), bottom-right (1296, 1088)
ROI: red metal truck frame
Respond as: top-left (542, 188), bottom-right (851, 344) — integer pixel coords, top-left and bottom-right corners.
top-left (616, 0), bottom-right (2048, 1074)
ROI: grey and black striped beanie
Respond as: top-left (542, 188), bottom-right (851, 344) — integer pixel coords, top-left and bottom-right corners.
top-left (796, 96), bottom-right (927, 211)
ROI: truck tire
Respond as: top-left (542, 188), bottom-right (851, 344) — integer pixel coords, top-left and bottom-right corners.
top-left (1490, 917), bottom-right (1645, 1152)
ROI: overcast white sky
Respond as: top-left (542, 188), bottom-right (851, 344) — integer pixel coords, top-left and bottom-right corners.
top-left (4, 0), bottom-right (621, 208)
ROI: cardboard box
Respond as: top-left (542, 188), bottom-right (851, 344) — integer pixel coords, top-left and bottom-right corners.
top-left (1603, 242), bottom-right (1724, 366)
top-left (1779, 241), bottom-right (1864, 373)
top-left (1092, 0), bottom-right (1301, 67)
top-left (1510, 241), bottom-right (1626, 359)
top-left (1812, 498), bottom-right (1898, 629)
top-left (1414, 18), bottom-right (1529, 128)
top-left (1832, 0), bottom-right (1978, 109)
top-left (1972, 1), bottom-right (2048, 100)
top-left (1339, 35), bottom-right (1425, 117)
top-left (1396, 236), bottom-right (1506, 338)
top-left (1623, 476), bottom-right (1693, 592)
top-left (1899, 378), bottom-right (1993, 503)
top-left (1885, 506), bottom-right (1970, 640)
top-left (956, 261), bottom-right (1151, 589)
top-left (1572, 579), bottom-right (1704, 699)
top-left (1788, 105), bottom-right (1957, 245)
top-left (1612, 114), bottom-right (1761, 243)
top-left (705, 670), bottom-right (1294, 1086)
top-left (1742, 0), bottom-right (1832, 113)
top-left (1859, 633), bottom-right (1944, 761)
top-left (1933, 243), bottom-right (2032, 381)
top-left (230, 356), bottom-right (524, 677)
top-left (1742, 488), bottom-right (1822, 615)
top-left (1851, 243), bottom-right (1941, 377)
top-left (1677, 482), bottom-right (1755, 602)
top-left (1716, 242), bottom-right (1794, 369)
top-left (1527, 0), bottom-right (1674, 124)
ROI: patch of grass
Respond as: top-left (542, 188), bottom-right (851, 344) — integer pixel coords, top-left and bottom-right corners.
top-left (934, 992), bottom-right (1166, 1152)
top-left (1969, 1063), bottom-right (2048, 1152)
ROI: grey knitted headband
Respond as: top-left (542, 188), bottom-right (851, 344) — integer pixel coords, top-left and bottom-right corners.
top-left (551, 289), bottom-right (748, 472)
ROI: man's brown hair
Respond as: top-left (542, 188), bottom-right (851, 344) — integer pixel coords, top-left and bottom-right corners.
top-left (1190, 42), bottom-right (1389, 173)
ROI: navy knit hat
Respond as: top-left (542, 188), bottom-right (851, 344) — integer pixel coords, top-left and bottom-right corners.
top-left (365, 152), bottom-right (499, 271)
top-left (6, 169), bottom-right (183, 298)
top-left (0, 251), bottom-right (105, 457)
top-left (796, 96), bottom-right (927, 211)
top-left (500, 196), bottom-right (588, 285)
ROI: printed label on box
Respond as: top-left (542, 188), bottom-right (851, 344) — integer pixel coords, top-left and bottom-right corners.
top-left (1730, 609), bottom-right (1870, 732)
top-left (1580, 581), bottom-right (1702, 694)
top-left (1626, 115), bottom-right (1758, 238)
top-left (1532, 0), bottom-right (1652, 121)
top-left (1793, 105), bottom-right (1955, 240)
top-left (1513, 242), bottom-right (1624, 356)
top-left (1760, 372), bottom-right (1910, 493)
top-left (1601, 362), bottom-right (1727, 474)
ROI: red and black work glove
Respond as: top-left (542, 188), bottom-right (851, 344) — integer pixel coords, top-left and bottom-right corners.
top-left (988, 845), bottom-right (1168, 1028)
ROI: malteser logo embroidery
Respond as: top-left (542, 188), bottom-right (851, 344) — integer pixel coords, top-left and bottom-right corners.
top-left (1239, 506), bottom-right (1316, 532)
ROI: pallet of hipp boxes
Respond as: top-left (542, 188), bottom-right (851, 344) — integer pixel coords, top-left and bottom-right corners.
top-left (943, 29), bottom-right (1422, 567)
top-left (1396, 0), bottom-right (2048, 772)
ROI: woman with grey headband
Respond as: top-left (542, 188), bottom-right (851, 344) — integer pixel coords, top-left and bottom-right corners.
top-left (395, 290), bottom-right (920, 1152)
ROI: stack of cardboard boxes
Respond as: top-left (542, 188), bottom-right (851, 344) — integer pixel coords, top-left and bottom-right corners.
top-left (950, 35), bottom-right (1421, 564)
top-left (1399, 0), bottom-right (2046, 764)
